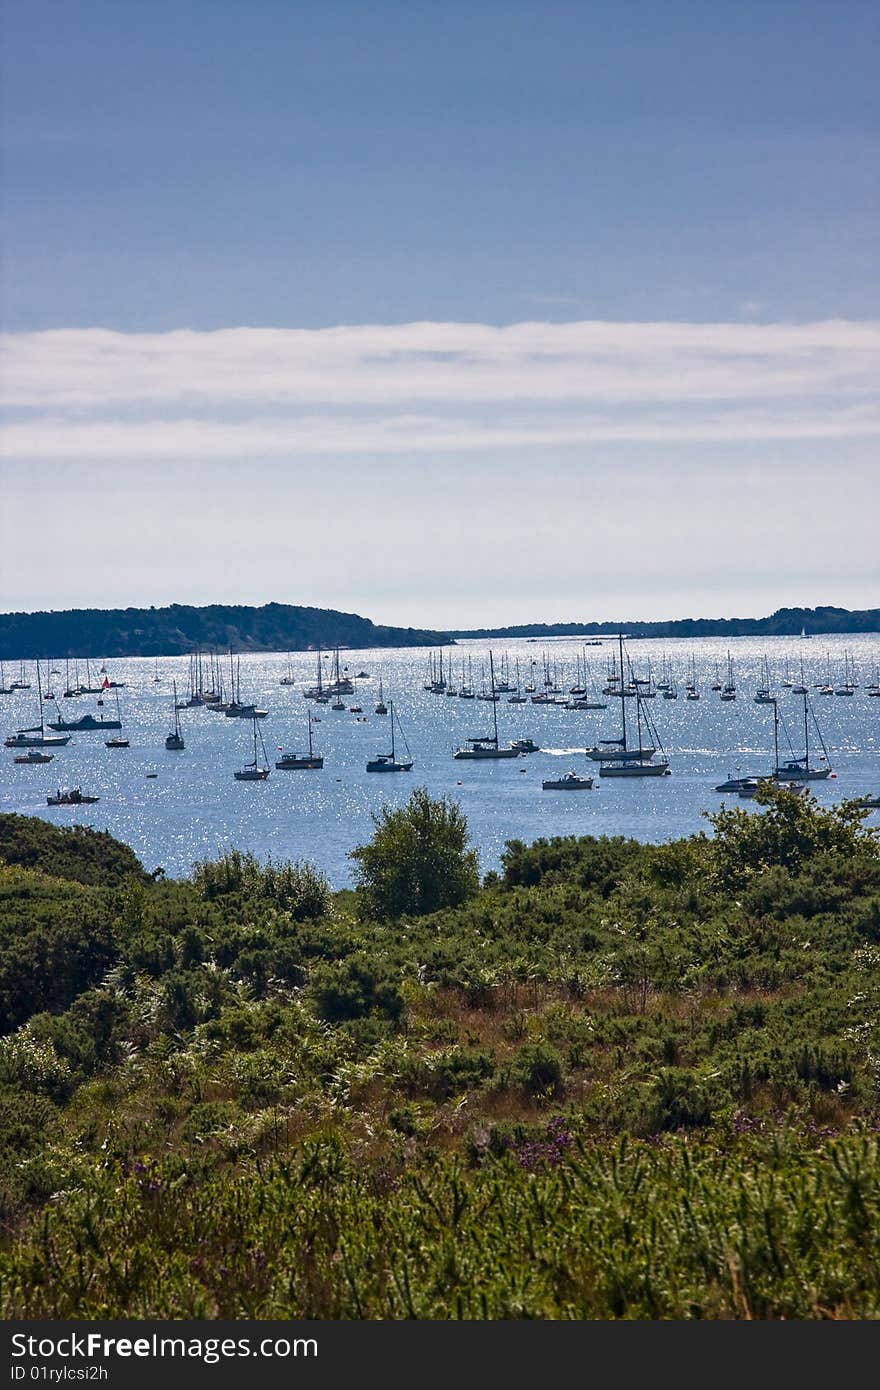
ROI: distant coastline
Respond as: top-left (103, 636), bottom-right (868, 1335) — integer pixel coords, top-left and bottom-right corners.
top-left (0, 603), bottom-right (453, 660)
top-left (0, 602), bottom-right (877, 660)
top-left (452, 606), bottom-right (880, 641)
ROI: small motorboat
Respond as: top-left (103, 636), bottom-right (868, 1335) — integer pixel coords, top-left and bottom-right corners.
top-left (14, 749), bottom-right (55, 764)
top-left (542, 770), bottom-right (594, 791)
top-left (105, 736), bottom-right (130, 748)
top-left (47, 787), bottom-right (99, 805)
top-left (510, 737), bottom-right (540, 753)
top-left (854, 794), bottom-right (880, 809)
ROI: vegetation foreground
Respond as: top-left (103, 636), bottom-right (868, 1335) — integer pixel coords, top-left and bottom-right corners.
top-left (1, 788), bottom-right (879, 1319)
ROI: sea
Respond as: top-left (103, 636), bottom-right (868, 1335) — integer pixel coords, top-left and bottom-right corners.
top-left (2, 633), bottom-right (878, 887)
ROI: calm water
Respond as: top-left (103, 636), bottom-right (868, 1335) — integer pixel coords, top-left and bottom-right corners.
top-left (2, 634), bottom-right (879, 886)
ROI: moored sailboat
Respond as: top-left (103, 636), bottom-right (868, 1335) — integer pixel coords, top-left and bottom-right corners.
top-left (366, 700), bottom-right (413, 772)
top-left (276, 709), bottom-right (324, 769)
top-left (598, 635), bottom-right (670, 777)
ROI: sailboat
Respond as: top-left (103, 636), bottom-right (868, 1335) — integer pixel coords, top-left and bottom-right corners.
top-left (10, 660), bottom-right (31, 691)
top-left (280, 652), bottom-right (296, 686)
top-left (508, 659), bottom-right (528, 703)
top-left (595, 635), bottom-right (669, 776)
top-left (165, 682), bottom-right (185, 750)
top-left (374, 677), bottom-right (388, 715)
top-left (454, 651), bottom-right (522, 759)
top-left (458, 655), bottom-right (475, 699)
top-left (710, 661), bottom-right (723, 691)
top-left (774, 690), bottom-right (832, 781)
top-left (329, 648), bottom-right (348, 709)
top-left (366, 700), bottom-right (413, 771)
top-left (276, 709), bottom-right (323, 769)
top-left (0, 662), bottom-right (13, 695)
top-left (835, 650), bottom-right (856, 696)
top-left (685, 653), bottom-right (700, 700)
top-left (104, 688), bottom-right (130, 747)
top-left (754, 655), bottom-right (774, 704)
top-left (234, 713), bottom-right (270, 780)
top-left (720, 651), bottom-right (737, 701)
top-left (5, 661), bottom-right (71, 747)
top-left (792, 656), bottom-right (808, 695)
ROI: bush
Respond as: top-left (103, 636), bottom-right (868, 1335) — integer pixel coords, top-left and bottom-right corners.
top-left (350, 788), bottom-right (480, 920)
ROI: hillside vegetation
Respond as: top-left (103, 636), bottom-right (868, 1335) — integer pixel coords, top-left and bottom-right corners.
top-left (0, 601), bottom-right (452, 659)
top-left (1, 790), bottom-right (879, 1318)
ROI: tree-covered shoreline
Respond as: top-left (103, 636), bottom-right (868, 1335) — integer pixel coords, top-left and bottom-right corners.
top-left (0, 602), bottom-right (453, 660)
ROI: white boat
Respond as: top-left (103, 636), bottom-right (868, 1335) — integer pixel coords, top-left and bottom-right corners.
top-left (374, 676), bottom-right (388, 715)
top-left (773, 690), bottom-right (832, 781)
top-left (276, 709), bottom-right (323, 769)
top-left (4, 661), bottom-right (71, 747)
top-left (598, 635), bottom-right (670, 778)
top-left (14, 749), bottom-right (55, 764)
top-left (234, 713), bottom-right (271, 780)
top-left (454, 652), bottom-right (523, 759)
top-left (720, 650), bottom-right (736, 701)
top-left (366, 700), bottom-right (413, 771)
top-left (542, 770), bottom-right (594, 790)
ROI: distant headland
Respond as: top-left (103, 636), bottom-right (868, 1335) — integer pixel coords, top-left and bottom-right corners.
top-left (0, 603), bottom-right (876, 661)
top-left (0, 603), bottom-right (453, 660)
top-left (451, 606), bottom-right (879, 640)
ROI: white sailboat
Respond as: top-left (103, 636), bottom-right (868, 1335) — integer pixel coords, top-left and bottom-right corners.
top-left (774, 690), bottom-right (832, 781)
top-left (596, 635), bottom-right (670, 777)
top-left (454, 652), bottom-right (522, 759)
top-left (234, 713), bottom-right (271, 780)
top-left (4, 661), bottom-right (71, 748)
top-left (366, 700), bottom-right (413, 771)
top-left (276, 709), bottom-right (323, 769)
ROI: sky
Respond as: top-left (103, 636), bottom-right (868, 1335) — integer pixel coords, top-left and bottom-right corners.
top-left (1, 0), bottom-right (878, 628)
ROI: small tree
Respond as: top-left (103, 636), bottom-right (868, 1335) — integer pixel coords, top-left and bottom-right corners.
top-left (350, 787), bottom-right (480, 920)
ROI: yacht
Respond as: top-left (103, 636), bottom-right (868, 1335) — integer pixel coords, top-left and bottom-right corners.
top-left (366, 701), bottom-right (413, 771)
top-left (454, 652), bottom-right (523, 759)
top-left (165, 683), bottom-right (185, 750)
top-left (275, 709), bottom-right (323, 769)
top-left (5, 662), bottom-right (71, 747)
top-left (598, 635), bottom-right (670, 777)
top-left (542, 770), bottom-right (594, 791)
top-left (234, 714), bottom-right (271, 780)
top-left (774, 690), bottom-right (832, 781)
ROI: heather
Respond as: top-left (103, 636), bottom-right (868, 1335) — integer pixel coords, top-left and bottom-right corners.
top-left (0, 788), bottom-right (878, 1318)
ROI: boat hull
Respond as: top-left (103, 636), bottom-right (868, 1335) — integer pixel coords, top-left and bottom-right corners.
top-left (586, 746), bottom-right (656, 762)
top-left (600, 761), bottom-right (670, 777)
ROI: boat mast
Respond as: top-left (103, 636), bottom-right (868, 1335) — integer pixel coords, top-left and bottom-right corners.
top-left (390, 701), bottom-right (396, 760)
top-left (619, 633), bottom-right (627, 751)
top-left (803, 690), bottom-right (810, 771)
top-left (490, 651), bottom-right (499, 746)
top-left (36, 659), bottom-right (44, 734)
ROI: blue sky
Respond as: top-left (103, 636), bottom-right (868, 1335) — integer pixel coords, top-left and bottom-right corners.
top-left (1, 1), bottom-right (878, 626)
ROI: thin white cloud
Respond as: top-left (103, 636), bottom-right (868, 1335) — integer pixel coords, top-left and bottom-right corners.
top-left (4, 406), bottom-right (879, 460)
top-left (1, 319), bottom-right (878, 458)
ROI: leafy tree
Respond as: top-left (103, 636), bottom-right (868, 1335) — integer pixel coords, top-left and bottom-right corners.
top-left (705, 784), bottom-right (879, 888)
top-left (350, 787), bottom-right (479, 920)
